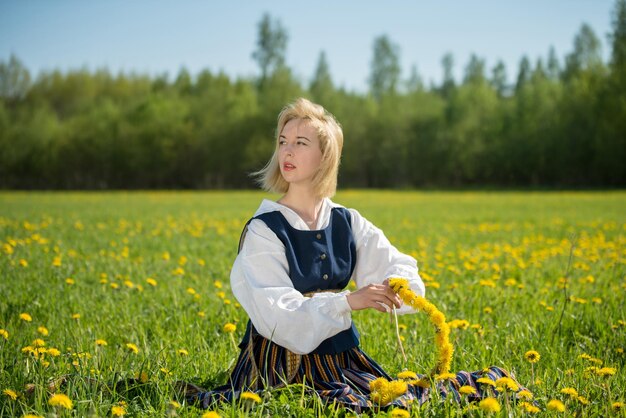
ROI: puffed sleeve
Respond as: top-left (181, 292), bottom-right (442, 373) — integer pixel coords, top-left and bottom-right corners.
top-left (230, 219), bottom-right (353, 354)
top-left (348, 208), bottom-right (425, 314)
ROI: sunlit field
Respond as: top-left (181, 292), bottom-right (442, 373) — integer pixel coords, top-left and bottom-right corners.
top-left (1, 191), bottom-right (624, 417)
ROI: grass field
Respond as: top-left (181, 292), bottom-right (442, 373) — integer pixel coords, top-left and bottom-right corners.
top-left (0, 190), bottom-right (624, 417)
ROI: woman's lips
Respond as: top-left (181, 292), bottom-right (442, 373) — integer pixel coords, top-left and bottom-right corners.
top-left (283, 163), bottom-right (296, 171)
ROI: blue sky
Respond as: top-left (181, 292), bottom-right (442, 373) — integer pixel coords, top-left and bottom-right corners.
top-left (0, 0), bottom-right (616, 92)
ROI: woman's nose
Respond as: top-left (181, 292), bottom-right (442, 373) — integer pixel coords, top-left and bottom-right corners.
top-left (282, 143), bottom-right (294, 155)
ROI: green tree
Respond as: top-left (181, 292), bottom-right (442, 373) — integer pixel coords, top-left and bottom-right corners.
top-left (368, 35), bottom-right (401, 101)
top-left (440, 52), bottom-right (455, 98)
top-left (310, 51), bottom-right (334, 106)
top-left (563, 23), bottom-right (603, 79)
top-left (490, 60), bottom-right (507, 97)
top-left (515, 56), bottom-right (531, 92)
top-left (0, 54), bottom-right (31, 104)
top-left (252, 13), bottom-right (288, 83)
top-left (463, 54), bottom-right (486, 85)
top-left (547, 46), bottom-right (561, 80)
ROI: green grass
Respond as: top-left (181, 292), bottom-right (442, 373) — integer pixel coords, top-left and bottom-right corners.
top-left (0, 190), bottom-right (624, 417)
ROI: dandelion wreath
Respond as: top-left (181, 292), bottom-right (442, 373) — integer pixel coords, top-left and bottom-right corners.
top-left (368, 278), bottom-right (454, 405)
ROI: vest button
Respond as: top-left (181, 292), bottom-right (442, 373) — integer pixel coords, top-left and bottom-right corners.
top-left (320, 253), bottom-right (327, 260)
top-left (316, 233), bottom-right (322, 239)
top-left (322, 274), bottom-right (329, 280)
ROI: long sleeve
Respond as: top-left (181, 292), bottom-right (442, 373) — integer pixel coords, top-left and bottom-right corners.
top-left (230, 218), bottom-right (353, 354)
top-left (348, 208), bottom-right (425, 314)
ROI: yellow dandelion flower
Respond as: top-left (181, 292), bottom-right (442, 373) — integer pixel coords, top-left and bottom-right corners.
top-left (476, 377), bottom-right (496, 387)
top-left (65, 278), bottom-right (75, 285)
top-left (160, 367), bottom-right (172, 375)
top-left (560, 387), bottom-right (578, 398)
top-left (168, 400), bottom-right (181, 409)
top-left (435, 372), bottom-right (456, 381)
top-left (186, 287), bottom-right (196, 295)
top-left (240, 391), bottom-right (261, 403)
top-left (32, 338), bottom-right (45, 347)
top-left (495, 377), bottom-right (519, 392)
top-left (448, 319), bottom-right (470, 329)
top-left (479, 279), bottom-right (496, 288)
top-left (3, 243), bottom-right (14, 255)
top-left (547, 399), bottom-right (565, 412)
top-left (146, 278), bottom-right (157, 286)
top-left (389, 408), bottom-right (410, 418)
top-left (483, 306), bottom-right (493, 314)
top-left (20, 313), bottom-right (32, 322)
top-left (47, 348), bottom-right (61, 357)
top-left (214, 280), bottom-right (223, 289)
top-left (22, 415), bottom-right (44, 418)
top-left (369, 377), bottom-right (388, 392)
top-left (49, 393), bottom-right (73, 409)
top-left (201, 412), bottom-right (221, 418)
top-left (596, 367), bottom-right (616, 377)
top-left (577, 396), bottom-right (589, 405)
top-left (479, 397), bottom-right (501, 413)
top-left (96, 339), bottom-right (108, 346)
top-left (162, 251), bottom-right (170, 261)
top-left (517, 390), bottom-right (533, 400)
top-left (3, 389), bottom-right (18, 400)
top-left (524, 350), bottom-right (540, 363)
top-left (0, 329), bottom-right (8, 339)
top-left (111, 405), bottom-right (126, 416)
top-left (19, 259), bottom-right (28, 267)
top-left (71, 313), bottom-right (81, 320)
top-left (125, 343), bottom-right (139, 354)
top-left (37, 326), bottom-right (49, 336)
top-left (459, 385), bottom-right (476, 395)
top-left (52, 256), bottom-right (62, 267)
top-left (198, 311), bottom-right (206, 318)
top-left (388, 380), bottom-right (408, 397)
top-left (135, 371), bottom-right (148, 383)
top-left (397, 371), bottom-right (418, 380)
top-left (173, 267), bottom-right (184, 276)
top-left (519, 401), bottom-right (540, 413)
top-left (223, 323), bottom-right (237, 333)
top-left (613, 402), bottom-right (624, 410)
top-left (177, 349), bottom-right (189, 356)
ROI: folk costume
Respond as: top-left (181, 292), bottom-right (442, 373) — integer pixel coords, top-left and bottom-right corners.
top-left (187, 199), bottom-right (523, 411)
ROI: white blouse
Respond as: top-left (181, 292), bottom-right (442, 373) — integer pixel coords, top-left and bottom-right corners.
top-left (230, 198), bottom-right (425, 355)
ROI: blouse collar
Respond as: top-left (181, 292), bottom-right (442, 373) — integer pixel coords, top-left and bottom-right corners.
top-left (255, 198), bottom-right (342, 230)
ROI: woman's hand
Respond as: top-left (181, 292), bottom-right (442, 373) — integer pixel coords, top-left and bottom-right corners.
top-left (346, 279), bottom-right (402, 313)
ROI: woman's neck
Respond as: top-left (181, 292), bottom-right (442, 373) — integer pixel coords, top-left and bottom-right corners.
top-left (278, 189), bottom-right (324, 228)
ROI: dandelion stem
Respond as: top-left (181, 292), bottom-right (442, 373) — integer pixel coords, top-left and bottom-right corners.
top-left (551, 233), bottom-right (577, 345)
top-left (392, 307), bottom-right (407, 363)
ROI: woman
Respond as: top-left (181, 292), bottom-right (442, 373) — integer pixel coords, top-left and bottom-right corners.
top-left (183, 98), bottom-right (521, 412)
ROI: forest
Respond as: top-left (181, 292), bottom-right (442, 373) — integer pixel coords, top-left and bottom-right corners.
top-left (0, 1), bottom-right (625, 189)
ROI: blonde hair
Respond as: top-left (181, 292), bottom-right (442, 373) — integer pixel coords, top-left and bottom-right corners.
top-left (254, 98), bottom-right (344, 198)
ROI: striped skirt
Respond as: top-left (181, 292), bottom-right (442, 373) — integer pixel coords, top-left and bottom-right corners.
top-left (189, 334), bottom-right (526, 412)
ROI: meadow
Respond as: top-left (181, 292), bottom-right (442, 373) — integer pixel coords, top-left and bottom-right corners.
top-left (0, 190), bottom-right (624, 417)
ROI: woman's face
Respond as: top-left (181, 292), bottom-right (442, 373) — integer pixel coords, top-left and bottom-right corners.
top-left (278, 118), bottom-right (323, 188)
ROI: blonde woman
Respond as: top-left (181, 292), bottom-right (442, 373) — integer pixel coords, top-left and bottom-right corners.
top-left (182, 98), bottom-right (523, 412)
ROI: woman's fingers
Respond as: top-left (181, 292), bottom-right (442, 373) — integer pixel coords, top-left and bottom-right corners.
top-left (346, 283), bottom-right (403, 312)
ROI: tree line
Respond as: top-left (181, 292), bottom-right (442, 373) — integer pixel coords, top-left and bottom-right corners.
top-left (1, 1), bottom-right (625, 189)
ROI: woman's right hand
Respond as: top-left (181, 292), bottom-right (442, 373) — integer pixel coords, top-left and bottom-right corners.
top-left (346, 281), bottom-right (402, 313)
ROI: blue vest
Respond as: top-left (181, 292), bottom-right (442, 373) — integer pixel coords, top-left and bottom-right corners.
top-left (239, 207), bottom-right (359, 354)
